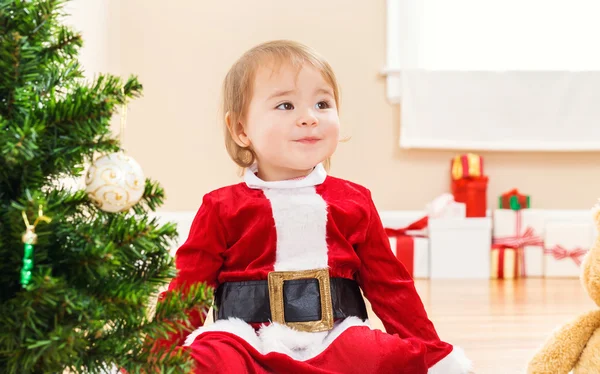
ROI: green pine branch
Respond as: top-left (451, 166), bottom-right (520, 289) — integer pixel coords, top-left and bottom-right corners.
top-left (0, 1), bottom-right (210, 372)
top-left (1, 75), bottom-right (142, 199)
top-left (133, 178), bottom-right (168, 214)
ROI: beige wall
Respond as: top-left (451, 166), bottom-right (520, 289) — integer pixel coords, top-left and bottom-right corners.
top-left (106, 0), bottom-right (600, 212)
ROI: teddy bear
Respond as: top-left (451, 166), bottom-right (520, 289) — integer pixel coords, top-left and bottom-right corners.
top-left (526, 204), bottom-right (600, 374)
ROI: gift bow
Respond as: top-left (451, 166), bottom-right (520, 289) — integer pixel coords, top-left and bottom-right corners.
top-left (384, 216), bottom-right (428, 276)
top-left (544, 245), bottom-right (588, 266)
top-left (384, 216), bottom-right (428, 238)
top-left (492, 227), bottom-right (544, 249)
top-left (502, 188), bottom-right (524, 199)
top-left (491, 210), bottom-right (544, 278)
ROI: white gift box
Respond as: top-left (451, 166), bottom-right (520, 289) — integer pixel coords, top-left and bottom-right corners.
top-left (428, 217), bottom-right (492, 279)
top-left (544, 221), bottom-right (594, 278)
top-left (492, 209), bottom-right (546, 277)
top-left (387, 235), bottom-right (430, 279)
top-left (426, 193), bottom-right (467, 219)
top-left (380, 212), bottom-right (430, 279)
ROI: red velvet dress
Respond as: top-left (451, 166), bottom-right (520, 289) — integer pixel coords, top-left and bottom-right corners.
top-left (155, 164), bottom-right (472, 374)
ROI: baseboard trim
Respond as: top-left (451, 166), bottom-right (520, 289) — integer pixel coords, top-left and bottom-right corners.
top-left (150, 208), bottom-right (596, 256)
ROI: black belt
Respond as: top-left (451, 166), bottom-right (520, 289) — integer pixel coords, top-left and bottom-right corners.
top-left (213, 277), bottom-right (368, 324)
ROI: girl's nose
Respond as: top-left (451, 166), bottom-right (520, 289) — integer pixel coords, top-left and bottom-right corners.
top-left (297, 109), bottom-right (318, 127)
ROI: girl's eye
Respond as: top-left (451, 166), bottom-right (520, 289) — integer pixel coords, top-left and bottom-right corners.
top-left (316, 101), bottom-right (330, 109)
top-left (276, 102), bottom-right (294, 110)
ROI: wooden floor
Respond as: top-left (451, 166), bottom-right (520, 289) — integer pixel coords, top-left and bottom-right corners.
top-left (366, 278), bottom-right (596, 374)
top-left (202, 278), bottom-right (593, 373)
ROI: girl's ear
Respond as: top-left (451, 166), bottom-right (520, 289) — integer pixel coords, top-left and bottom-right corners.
top-left (226, 112), bottom-right (251, 147)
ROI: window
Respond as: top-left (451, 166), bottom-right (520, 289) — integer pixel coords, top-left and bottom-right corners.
top-left (384, 0), bottom-right (600, 151)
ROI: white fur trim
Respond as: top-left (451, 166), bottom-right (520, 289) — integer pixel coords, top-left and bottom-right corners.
top-left (259, 316), bottom-right (372, 361)
top-left (183, 317), bottom-right (371, 361)
top-left (183, 317), bottom-right (262, 350)
top-left (263, 187), bottom-right (329, 271)
top-left (428, 346), bottom-right (473, 374)
top-left (258, 321), bottom-right (329, 361)
top-left (244, 163), bottom-right (327, 189)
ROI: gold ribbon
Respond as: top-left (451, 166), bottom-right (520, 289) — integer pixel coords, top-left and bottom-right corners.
top-left (452, 153), bottom-right (481, 180)
top-left (119, 86), bottom-right (128, 144)
top-left (466, 153), bottom-right (481, 178)
top-left (451, 157), bottom-right (462, 180)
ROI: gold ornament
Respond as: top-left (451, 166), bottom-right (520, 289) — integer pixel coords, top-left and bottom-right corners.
top-left (85, 85), bottom-right (145, 213)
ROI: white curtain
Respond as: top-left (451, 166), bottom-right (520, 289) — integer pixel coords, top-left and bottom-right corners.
top-left (400, 71), bottom-right (600, 150)
top-left (388, 0), bottom-right (600, 151)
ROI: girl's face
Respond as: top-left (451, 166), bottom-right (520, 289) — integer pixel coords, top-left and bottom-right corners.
top-left (237, 61), bottom-right (340, 180)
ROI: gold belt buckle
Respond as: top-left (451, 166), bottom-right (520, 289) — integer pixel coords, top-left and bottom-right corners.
top-left (267, 268), bottom-right (334, 333)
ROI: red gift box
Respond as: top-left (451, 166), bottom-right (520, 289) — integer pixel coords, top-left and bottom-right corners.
top-left (451, 176), bottom-right (488, 217)
top-left (499, 188), bottom-right (530, 210)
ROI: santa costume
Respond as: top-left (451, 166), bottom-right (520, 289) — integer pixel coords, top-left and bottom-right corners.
top-left (156, 163), bottom-right (472, 374)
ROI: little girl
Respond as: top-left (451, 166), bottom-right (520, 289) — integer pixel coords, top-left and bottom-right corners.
top-left (156, 40), bottom-right (472, 374)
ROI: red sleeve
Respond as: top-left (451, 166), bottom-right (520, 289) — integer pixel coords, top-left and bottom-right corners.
top-left (154, 192), bottom-right (227, 349)
top-left (354, 189), bottom-right (453, 368)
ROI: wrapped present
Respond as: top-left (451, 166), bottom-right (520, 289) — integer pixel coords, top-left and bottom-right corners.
top-left (384, 216), bottom-right (430, 279)
top-left (492, 209), bottom-right (545, 278)
top-left (426, 193), bottom-right (466, 219)
top-left (498, 189), bottom-right (530, 210)
top-left (543, 222), bottom-right (593, 277)
top-left (451, 176), bottom-right (488, 217)
top-left (451, 153), bottom-right (484, 180)
top-left (428, 217), bottom-right (492, 279)
top-left (491, 246), bottom-right (520, 279)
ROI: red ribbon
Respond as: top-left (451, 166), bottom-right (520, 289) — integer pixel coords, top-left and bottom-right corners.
top-left (544, 245), bottom-right (588, 266)
top-left (491, 211), bottom-right (544, 278)
top-left (491, 246), bottom-right (519, 279)
top-left (384, 216), bottom-right (428, 276)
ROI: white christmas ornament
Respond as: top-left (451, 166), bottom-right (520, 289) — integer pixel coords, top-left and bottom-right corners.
top-left (85, 152), bottom-right (145, 213)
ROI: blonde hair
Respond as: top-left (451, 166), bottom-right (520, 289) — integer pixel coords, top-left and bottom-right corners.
top-left (222, 40), bottom-right (340, 171)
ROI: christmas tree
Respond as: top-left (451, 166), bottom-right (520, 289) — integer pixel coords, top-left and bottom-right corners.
top-left (0, 1), bottom-right (211, 373)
